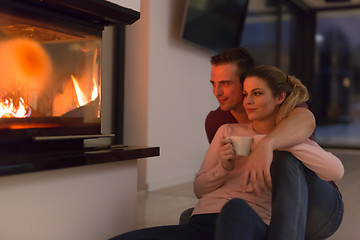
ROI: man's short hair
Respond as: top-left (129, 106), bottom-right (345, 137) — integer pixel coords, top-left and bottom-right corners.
top-left (210, 47), bottom-right (255, 79)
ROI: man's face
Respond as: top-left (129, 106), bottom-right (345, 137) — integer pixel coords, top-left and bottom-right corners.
top-left (210, 63), bottom-right (243, 112)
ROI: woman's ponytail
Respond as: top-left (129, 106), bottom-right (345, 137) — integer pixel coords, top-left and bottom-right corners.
top-left (276, 75), bottom-right (309, 124)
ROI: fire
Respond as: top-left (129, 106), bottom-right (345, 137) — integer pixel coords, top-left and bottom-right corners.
top-left (71, 48), bottom-right (100, 108)
top-left (53, 47), bottom-right (100, 117)
top-left (0, 97), bottom-right (29, 118)
top-left (0, 38), bottom-right (52, 95)
top-left (71, 74), bottom-right (87, 107)
top-left (0, 38), bottom-right (50, 118)
top-left (91, 77), bottom-right (98, 101)
top-left (71, 74), bottom-right (99, 107)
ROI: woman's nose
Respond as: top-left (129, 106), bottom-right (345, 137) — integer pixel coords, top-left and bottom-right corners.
top-left (245, 95), bottom-right (253, 104)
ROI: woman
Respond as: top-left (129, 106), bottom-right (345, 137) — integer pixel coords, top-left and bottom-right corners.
top-left (109, 65), bottom-right (343, 240)
top-left (211, 65), bottom-right (344, 239)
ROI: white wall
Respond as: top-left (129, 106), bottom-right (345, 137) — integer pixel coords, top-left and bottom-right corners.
top-left (0, 161), bottom-right (137, 240)
top-left (124, 0), bottom-right (218, 191)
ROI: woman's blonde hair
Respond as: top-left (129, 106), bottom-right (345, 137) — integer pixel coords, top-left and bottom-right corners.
top-left (242, 65), bottom-right (309, 124)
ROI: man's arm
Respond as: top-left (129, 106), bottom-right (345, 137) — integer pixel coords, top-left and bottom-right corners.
top-left (262, 107), bottom-right (316, 150)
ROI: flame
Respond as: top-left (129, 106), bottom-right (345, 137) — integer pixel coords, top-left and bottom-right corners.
top-left (91, 48), bottom-right (99, 102)
top-left (71, 74), bottom-right (87, 107)
top-left (71, 74), bottom-right (99, 107)
top-left (0, 97), bottom-right (29, 118)
top-left (70, 47), bottom-right (100, 108)
top-left (0, 38), bottom-right (52, 94)
top-left (91, 77), bottom-right (98, 101)
top-left (53, 47), bottom-right (100, 116)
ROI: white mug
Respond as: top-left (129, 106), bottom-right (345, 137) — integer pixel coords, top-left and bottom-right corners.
top-left (229, 136), bottom-right (254, 156)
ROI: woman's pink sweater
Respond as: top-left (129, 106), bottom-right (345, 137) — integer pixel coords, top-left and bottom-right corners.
top-left (192, 123), bottom-right (344, 224)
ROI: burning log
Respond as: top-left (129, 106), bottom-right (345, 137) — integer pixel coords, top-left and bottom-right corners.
top-left (61, 96), bottom-right (100, 119)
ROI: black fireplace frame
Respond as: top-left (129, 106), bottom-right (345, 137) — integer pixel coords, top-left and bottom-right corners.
top-left (0, 0), bottom-right (140, 33)
top-left (0, 0), bottom-right (139, 141)
top-left (0, 0), bottom-right (138, 141)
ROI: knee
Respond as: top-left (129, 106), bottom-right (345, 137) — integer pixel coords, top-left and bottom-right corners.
top-left (270, 151), bottom-right (305, 182)
top-left (223, 198), bottom-right (247, 210)
top-left (179, 207), bottom-right (194, 225)
top-left (271, 151), bottom-right (302, 173)
top-left (221, 198), bottom-right (251, 219)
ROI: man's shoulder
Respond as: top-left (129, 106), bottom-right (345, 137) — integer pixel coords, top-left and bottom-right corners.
top-left (205, 107), bottom-right (237, 134)
top-left (205, 107), bottom-right (238, 143)
top-left (206, 107), bottom-right (235, 122)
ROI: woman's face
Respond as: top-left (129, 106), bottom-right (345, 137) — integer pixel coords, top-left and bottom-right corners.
top-left (242, 76), bottom-right (285, 122)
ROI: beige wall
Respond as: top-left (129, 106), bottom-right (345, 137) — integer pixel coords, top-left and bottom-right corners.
top-left (124, 0), bottom-right (218, 191)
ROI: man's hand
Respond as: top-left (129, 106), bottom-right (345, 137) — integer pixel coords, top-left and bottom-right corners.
top-left (219, 137), bottom-right (236, 171)
top-left (240, 137), bottom-right (274, 195)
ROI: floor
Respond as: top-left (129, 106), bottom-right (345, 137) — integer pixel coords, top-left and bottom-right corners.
top-left (136, 149), bottom-right (360, 239)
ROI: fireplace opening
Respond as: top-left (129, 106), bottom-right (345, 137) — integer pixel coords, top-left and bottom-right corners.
top-left (0, 6), bottom-right (102, 142)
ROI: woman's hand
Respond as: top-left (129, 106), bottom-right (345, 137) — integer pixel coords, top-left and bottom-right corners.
top-left (240, 137), bottom-right (274, 195)
top-left (219, 137), bottom-right (236, 171)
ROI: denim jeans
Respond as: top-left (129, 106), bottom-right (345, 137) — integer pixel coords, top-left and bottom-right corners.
top-left (108, 213), bottom-right (218, 240)
top-left (216, 151), bottom-right (344, 240)
top-left (216, 198), bottom-right (268, 239)
top-left (269, 151), bottom-right (344, 240)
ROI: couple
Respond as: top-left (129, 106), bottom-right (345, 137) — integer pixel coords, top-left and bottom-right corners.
top-left (109, 48), bottom-right (344, 240)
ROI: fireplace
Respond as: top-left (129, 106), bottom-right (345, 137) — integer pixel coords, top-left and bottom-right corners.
top-left (0, 0), bottom-right (135, 142)
top-left (0, 0), bottom-right (159, 176)
top-left (0, 31), bottom-right (102, 142)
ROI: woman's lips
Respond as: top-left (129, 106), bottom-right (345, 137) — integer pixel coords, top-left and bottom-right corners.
top-left (246, 108), bottom-right (256, 113)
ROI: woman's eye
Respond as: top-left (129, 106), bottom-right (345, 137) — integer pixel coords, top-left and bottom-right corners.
top-left (254, 92), bottom-right (262, 96)
top-left (242, 92), bottom-right (248, 97)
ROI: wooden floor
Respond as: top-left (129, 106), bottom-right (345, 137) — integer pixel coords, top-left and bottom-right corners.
top-left (136, 149), bottom-right (360, 239)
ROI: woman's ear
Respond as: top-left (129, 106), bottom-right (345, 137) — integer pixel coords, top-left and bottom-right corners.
top-left (276, 91), bottom-right (287, 104)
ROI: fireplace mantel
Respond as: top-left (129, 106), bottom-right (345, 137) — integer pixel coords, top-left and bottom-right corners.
top-left (0, 0), bottom-right (140, 26)
top-left (0, 144), bottom-right (159, 177)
